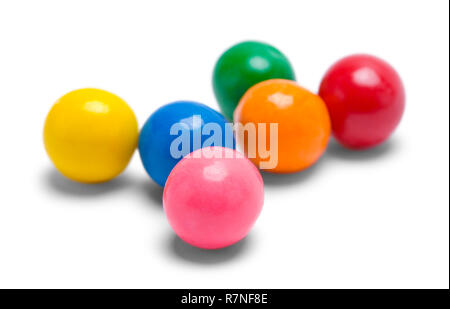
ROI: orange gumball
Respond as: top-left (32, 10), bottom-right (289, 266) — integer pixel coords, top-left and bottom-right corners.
top-left (234, 79), bottom-right (331, 173)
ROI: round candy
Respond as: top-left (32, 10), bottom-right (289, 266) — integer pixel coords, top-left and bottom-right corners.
top-left (213, 41), bottom-right (295, 120)
top-left (163, 146), bottom-right (264, 249)
top-left (44, 88), bottom-right (138, 183)
top-left (319, 54), bottom-right (405, 149)
top-left (138, 101), bottom-right (235, 187)
top-left (234, 79), bottom-right (331, 173)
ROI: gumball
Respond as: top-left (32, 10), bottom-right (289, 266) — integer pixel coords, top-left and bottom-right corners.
top-left (319, 54), bottom-right (405, 149)
top-left (138, 101), bottom-right (235, 187)
top-left (213, 41), bottom-right (295, 120)
top-left (234, 79), bottom-right (331, 173)
top-left (163, 146), bottom-right (264, 249)
top-left (43, 88), bottom-right (138, 183)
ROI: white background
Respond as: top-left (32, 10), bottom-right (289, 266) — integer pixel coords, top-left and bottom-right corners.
top-left (0, 0), bottom-right (448, 289)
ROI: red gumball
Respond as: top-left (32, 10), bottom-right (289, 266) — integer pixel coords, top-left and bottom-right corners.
top-left (319, 54), bottom-right (405, 149)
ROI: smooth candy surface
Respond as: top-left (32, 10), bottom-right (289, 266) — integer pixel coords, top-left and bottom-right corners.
top-left (213, 41), bottom-right (295, 120)
top-left (234, 79), bottom-right (331, 173)
top-left (319, 54), bottom-right (405, 149)
top-left (43, 88), bottom-right (138, 183)
top-left (138, 101), bottom-right (235, 187)
top-left (163, 147), bottom-right (264, 249)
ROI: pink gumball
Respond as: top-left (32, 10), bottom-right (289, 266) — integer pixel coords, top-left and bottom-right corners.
top-left (163, 146), bottom-right (264, 249)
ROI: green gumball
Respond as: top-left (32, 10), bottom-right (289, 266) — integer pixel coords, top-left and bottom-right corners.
top-left (213, 41), bottom-right (296, 120)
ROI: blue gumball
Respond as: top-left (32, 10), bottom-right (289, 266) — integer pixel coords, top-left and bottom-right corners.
top-left (138, 101), bottom-right (235, 186)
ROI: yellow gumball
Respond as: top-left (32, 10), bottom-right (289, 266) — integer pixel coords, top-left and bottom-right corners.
top-left (44, 88), bottom-right (138, 183)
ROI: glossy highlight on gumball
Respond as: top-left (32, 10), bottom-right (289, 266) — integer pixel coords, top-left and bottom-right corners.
top-left (163, 147), bottom-right (264, 249)
top-left (319, 54), bottom-right (405, 149)
top-left (43, 88), bottom-right (138, 183)
top-left (213, 41), bottom-right (295, 120)
top-left (234, 79), bottom-right (331, 173)
top-left (138, 101), bottom-right (235, 187)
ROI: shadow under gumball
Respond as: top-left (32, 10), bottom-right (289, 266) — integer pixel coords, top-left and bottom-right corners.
top-left (261, 156), bottom-right (327, 187)
top-left (326, 137), bottom-right (399, 161)
top-left (135, 179), bottom-right (164, 211)
top-left (166, 234), bottom-right (252, 266)
top-left (42, 168), bottom-right (133, 198)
